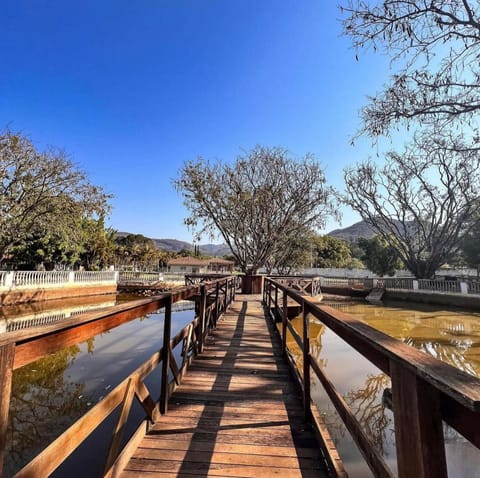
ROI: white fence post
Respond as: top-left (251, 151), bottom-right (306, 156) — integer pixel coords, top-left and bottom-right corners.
top-left (5, 272), bottom-right (14, 288)
top-left (460, 282), bottom-right (468, 294)
top-left (413, 280), bottom-right (419, 290)
top-left (68, 271), bottom-right (75, 284)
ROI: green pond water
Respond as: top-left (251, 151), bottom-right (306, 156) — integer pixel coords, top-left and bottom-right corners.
top-left (289, 299), bottom-right (480, 478)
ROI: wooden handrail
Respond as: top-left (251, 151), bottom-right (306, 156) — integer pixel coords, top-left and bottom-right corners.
top-left (264, 277), bottom-right (480, 478)
top-left (0, 276), bottom-right (237, 477)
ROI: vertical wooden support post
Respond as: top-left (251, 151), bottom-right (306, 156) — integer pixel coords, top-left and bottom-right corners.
top-left (199, 284), bottom-right (207, 353)
top-left (0, 343), bottom-right (15, 472)
top-left (214, 282), bottom-right (220, 327)
top-left (302, 303), bottom-right (311, 421)
top-left (282, 290), bottom-right (288, 355)
top-left (268, 281), bottom-right (272, 310)
top-left (223, 279), bottom-right (228, 311)
top-left (160, 296), bottom-right (172, 415)
top-left (390, 361), bottom-right (447, 478)
top-left (274, 286), bottom-right (278, 319)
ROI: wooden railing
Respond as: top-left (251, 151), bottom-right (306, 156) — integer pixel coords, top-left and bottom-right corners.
top-left (184, 273), bottom-right (231, 285)
top-left (269, 275), bottom-right (322, 296)
top-left (0, 276), bottom-right (237, 478)
top-left (263, 277), bottom-right (480, 478)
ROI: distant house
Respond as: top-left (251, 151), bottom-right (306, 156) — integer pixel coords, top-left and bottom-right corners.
top-left (167, 257), bottom-right (234, 274)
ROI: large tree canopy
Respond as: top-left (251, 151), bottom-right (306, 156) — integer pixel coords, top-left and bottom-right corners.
top-left (358, 235), bottom-right (402, 277)
top-left (344, 131), bottom-right (480, 278)
top-left (341, 0), bottom-right (480, 136)
top-left (0, 131), bottom-right (111, 264)
top-left (175, 146), bottom-right (337, 273)
top-left (312, 235), bottom-right (356, 268)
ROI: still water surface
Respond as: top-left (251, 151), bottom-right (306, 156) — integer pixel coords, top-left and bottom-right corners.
top-left (297, 299), bottom-right (480, 478)
top-left (5, 295), bottom-right (195, 477)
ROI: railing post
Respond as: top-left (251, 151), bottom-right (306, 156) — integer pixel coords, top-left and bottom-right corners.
top-left (390, 361), bottom-right (447, 478)
top-left (4, 272), bottom-right (14, 289)
top-left (199, 284), bottom-right (207, 353)
top-left (223, 279), bottom-right (228, 311)
top-left (268, 281), bottom-right (272, 310)
top-left (230, 277), bottom-right (235, 303)
top-left (160, 295), bottom-right (172, 415)
top-left (282, 290), bottom-right (288, 355)
top-left (214, 282), bottom-right (220, 327)
top-left (302, 302), bottom-right (311, 421)
top-left (0, 343), bottom-right (15, 471)
top-left (274, 286), bottom-right (279, 317)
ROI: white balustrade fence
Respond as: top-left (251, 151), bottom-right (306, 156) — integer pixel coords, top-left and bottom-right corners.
top-left (319, 275), bottom-right (480, 296)
top-left (13, 271), bottom-right (70, 287)
top-left (118, 271), bottom-right (163, 282)
top-left (0, 270), bottom-right (117, 292)
top-left (418, 279), bottom-right (461, 293)
top-left (74, 271), bottom-right (117, 283)
top-left (467, 281), bottom-right (480, 295)
top-left (1, 270), bottom-right (479, 297)
top-left (376, 278), bottom-right (415, 290)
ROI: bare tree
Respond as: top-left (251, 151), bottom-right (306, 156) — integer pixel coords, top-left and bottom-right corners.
top-left (341, 0), bottom-right (480, 136)
top-left (344, 131), bottom-right (480, 278)
top-left (175, 146), bottom-right (337, 274)
top-left (0, 130), bottom-right (111, 263)
top-left (264, 226), bottom-right (313, 274)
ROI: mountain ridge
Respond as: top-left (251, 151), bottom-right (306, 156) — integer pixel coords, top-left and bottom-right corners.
top-left (327, 220), bottom-right (377, 241)
top-left (116, 232), bottom-right (231, 256)
top-left (117, 219), bottom-right (379, 256)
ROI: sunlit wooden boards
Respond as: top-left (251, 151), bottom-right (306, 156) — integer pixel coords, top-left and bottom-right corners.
top-left (120, 295), bottom-right (331, 477)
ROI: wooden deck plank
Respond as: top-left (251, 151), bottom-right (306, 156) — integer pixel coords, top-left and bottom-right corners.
top-left (119, 295), bottom-right (331, 478)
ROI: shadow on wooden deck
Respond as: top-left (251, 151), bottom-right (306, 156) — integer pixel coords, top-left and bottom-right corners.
top-left (120, 296), bottom-right (330, 477)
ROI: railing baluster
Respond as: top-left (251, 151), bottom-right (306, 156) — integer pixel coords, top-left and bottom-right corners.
top-left (104, 375), bottom-right (138, 474)
top-left (302, 303), bottom-right (311, 421)
top-left (274, 286), bottom-right (278, 315)
top-left (223, 278), bottom-right (228, 311)
top-left (214, 282), bottom-right (220, 327)
top-left (282, 286), bottom-right (287, 355)
top-left (160, 295), bottom-right (172, 415)
top-left (199, 284), bottom-right (207, 353)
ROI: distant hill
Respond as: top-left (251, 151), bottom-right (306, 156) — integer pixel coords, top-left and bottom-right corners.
top-left (328, 219), bottom-right (416, 242)
top-left (153, 238), bottom-right (230, 257)
top-left (116, 232), bottom-right (230, 257)
top-left (327, 220), bottom-right (377, 242)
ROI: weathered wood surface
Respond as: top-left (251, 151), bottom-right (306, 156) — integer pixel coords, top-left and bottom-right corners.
top-left (120, 295), bottom-right (331, 478)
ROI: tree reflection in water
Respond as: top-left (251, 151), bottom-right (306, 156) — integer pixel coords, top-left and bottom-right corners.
top-left (344, 373), bottom-right (392, 454)
top-left (6, 342), bottom-right (93, 476)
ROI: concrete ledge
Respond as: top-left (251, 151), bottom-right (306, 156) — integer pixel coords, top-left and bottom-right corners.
top-left (384, 289), bottom-right (480, 310)
top-left (320, 285), bottom-right (369, 298)
top-left (0, 285), bottom-right (117, 306)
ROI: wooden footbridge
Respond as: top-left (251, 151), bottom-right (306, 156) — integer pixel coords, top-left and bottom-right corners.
top-left (121, 295), bottom-right (333, 478)
top-left (1, 275), bottom-right (480, 478)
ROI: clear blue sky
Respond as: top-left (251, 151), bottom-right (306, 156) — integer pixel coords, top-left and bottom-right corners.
top-left (1, 1), bottom-right (391, 243)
